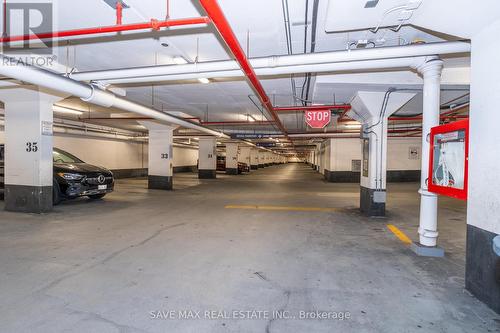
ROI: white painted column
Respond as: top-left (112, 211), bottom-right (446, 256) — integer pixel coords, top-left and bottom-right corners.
top-left (314, 144), bottom-right (320, 171)
top-left (250, 148), bottom-right (259, 170)
top-left (414, 59), bottom-right (444, 248)
top-left (239, 146), bottom-right (251, 171)
top-left (0, 87), bottom-right (63, 213)
top-left (139, 121), bottom-right (175, 190)
top-left (198, 137), bottom-right (217, 179)
top-left (225, 142), bottom-right (239, 175)
top-left (259, 150), bottom-right (266, 167)
top-left (350, 91), bottom-right (416, 217)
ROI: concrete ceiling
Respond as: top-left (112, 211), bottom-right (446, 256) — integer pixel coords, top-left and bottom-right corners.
top-left (5, 0), bottom-right (479, 145)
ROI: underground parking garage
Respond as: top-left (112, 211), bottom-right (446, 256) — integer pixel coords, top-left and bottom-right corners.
top-left (0, 0), bottom-right (499, 332)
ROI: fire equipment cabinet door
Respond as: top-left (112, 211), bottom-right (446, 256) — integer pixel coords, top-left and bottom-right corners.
top-left (428, 120), bottom-right (469, 200)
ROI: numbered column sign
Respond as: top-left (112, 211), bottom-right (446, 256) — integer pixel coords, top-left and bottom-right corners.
top-left (305, 110), bottom-right (331, 129)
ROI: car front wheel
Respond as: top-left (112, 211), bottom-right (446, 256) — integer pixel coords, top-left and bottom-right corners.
top-left (53, 180), bottom-right (62, 206)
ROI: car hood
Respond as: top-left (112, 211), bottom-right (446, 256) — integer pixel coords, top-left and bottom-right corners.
top-left (54, 163), bottom-right (111, 174)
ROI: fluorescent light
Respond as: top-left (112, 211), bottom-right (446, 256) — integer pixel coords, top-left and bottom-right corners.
top-left (53, 105), bottom-right (84, 116)
top-left (172, 56), bottom-right (188, 65)
top-left (198, 78), bottom-right (210, 84)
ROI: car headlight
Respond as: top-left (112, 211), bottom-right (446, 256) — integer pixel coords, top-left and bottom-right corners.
top-left (57, 172), bottom-right (84, 181)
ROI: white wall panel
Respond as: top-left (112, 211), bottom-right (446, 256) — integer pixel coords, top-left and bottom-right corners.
top-left (173, 146), bottom-right (198, 167)
top-left (387, 138), bottom-right (422, 171)
top-left (53, 135), bottom-right (145, 170)
top-left (328, 137), bottom-right (421, 172)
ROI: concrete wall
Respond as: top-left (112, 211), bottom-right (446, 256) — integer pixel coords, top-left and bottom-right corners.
top-left (464, 18), bottom-right (500, 314)
top-left (323, 137), bottom-right (422, 182)
top-left (387, 138), bottom-right (421, 171)
top-left (53, 135), bottom-right (146, 170)
top-left (330, 138), bottom-right (362, 172)
top-left (173, 146), bottom-right (198, 168)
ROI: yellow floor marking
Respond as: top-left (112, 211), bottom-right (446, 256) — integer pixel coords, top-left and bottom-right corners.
top-left (387, 224), bottom-right (413, 245)
top-left (224, 205), bottom-right (344, 212)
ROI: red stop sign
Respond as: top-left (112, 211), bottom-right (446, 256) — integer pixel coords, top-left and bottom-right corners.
top-left (305, 110), bottom-right (331, 128)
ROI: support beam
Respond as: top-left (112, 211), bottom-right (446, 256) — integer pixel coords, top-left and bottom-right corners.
top-left (198, 137), bottom-right (217, 179)
top-left (139, 122), bottom-right (175, 190)
top-left (411, 58), bottom-right (445, 257)
top-left (250, 148), bottom-right (259, 170)
top-left (350, 91), bottom-right (416, 217)
top-left (225, 142), bottom-right (239, 175)
top-left (239, 146), bottom-right (251, 170)
top-left (258, 150), bottom-right (266, 168)
top-left (0, 87), bottom-right (64, 213)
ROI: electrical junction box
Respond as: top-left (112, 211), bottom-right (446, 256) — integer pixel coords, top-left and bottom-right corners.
top-left (428, 120), bottom-right (469, 200)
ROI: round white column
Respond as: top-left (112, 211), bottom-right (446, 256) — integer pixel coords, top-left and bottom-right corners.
top-left (416, 59), bottom-right (443, 247)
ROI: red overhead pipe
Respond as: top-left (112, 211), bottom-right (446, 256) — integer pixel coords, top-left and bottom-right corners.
top-left (0, 17), bottom-right (211, 43)
top-left (273, 104), bottom-right (351, 112)
top-left (198, 0), bottom-right (287, 135)
top-left (116, 1), bottom-right (123, 25)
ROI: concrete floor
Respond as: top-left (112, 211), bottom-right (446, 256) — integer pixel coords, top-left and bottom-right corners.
top-left (0, 163), bottom-right (499, 333)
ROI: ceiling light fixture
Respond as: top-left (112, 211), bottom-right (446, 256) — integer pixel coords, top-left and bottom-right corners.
top-left (198, 78), bottom-right (210, 84)
top-left (53, 105), bottom-right (84, 116)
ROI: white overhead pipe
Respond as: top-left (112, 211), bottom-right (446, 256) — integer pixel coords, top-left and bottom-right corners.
top-left (0, 117), bottom-right (146, 142)
top-left (70, 41), bottom-right (470, 83)
top-left (0, 54), bottom-right (229, 138)
top-left (103, 57), bottom-right (424, 85)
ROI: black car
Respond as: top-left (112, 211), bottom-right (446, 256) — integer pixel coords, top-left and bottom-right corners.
top-left (0, 145), bottom-right (114, 205)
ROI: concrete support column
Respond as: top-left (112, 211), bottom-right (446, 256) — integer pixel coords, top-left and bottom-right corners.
top-left (0, 87), bottom-right (63, 213)
top-left (350, 91), bottom-right (416, 217)
top-left (198, 137), bottom-right (217, 179)
top-left (250, 148), bottom-right (259, 170)
top-left (412, 59), bottom-right (444, 254)
top-left (314, 145), bottom-right (320, 171)
top-left (225, 142), bottom-right (239, 175)
top-left (239, 146), bottom-right (251, 170)
top-left (359, 122), bottom-right (387, 216)
top-left (465, 20), bottom-right (500, 313)
top-left (139, 122), bottom-right (175, 190)
top-left (258, 150), bottom-right (265, 168)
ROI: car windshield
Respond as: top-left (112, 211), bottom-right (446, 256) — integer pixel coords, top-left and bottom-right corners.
top-left (53, 149), bottom-right (84, 164)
